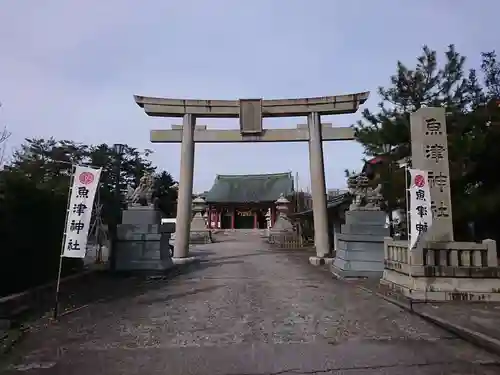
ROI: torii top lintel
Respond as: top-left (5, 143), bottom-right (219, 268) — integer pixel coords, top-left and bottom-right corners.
top-left (134, 92), bottom-right (370, 118)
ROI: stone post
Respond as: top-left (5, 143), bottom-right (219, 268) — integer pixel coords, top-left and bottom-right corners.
top-left (410, 107), bottom-right (454, 242)
top-left (174, 114), bottom-right (196, 259)
top-left (307, 112), bottom-right (331, 257)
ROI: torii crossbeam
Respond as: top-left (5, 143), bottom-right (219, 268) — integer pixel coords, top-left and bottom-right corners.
top-left (134, 92), bottom-right (369, 262)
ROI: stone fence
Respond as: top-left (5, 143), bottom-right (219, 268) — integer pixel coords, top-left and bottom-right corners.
top-left (384, 238), bottom-right (498, 275)
top-left (382, 238), bottom-right (500, 301)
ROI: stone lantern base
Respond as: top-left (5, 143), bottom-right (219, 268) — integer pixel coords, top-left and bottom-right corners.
top-left (189, 212), bottom-right (212, 244)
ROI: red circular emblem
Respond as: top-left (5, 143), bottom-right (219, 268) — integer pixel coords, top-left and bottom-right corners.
top-left (79, 172), bottom-right (94, 185)
top-left (414, 174), bottom-right (425, 188)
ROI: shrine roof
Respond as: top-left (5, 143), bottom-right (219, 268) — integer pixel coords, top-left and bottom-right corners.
top-left (290, 193), bottom-right (352, 218)
top-left (205, 172), bottom-right (294, 203)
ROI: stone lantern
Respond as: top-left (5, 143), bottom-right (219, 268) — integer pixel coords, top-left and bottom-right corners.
top-left (191, 196), bottom-right (207, 229)
top-left (190, 196), bottom-right (211, 243)
top-left (192, 196), bottom-right (207, 215)
top-left (275, 194), bottom-right (290, 217)
top-left (270, 194), bottom-right (294, 233)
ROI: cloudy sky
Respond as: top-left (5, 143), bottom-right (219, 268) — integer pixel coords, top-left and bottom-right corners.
top-left (0, 0), bottom-right (496, 192)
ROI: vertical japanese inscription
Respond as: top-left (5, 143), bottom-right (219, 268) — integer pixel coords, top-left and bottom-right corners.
top-left (63, 167), bottom-right (101, 258)
top-left (410, 107), bottom-right (454, 241)
top-left (409, 170), bottom-right (433, 250)
top-left (66, 185), bottom-right (90, 253)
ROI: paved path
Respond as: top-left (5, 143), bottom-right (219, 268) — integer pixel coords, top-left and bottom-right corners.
top-left (2, 232), bottom-right (500, 374)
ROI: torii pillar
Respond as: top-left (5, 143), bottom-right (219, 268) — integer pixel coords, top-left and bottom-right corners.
top-left (134, 93), bottom-right (369, 264)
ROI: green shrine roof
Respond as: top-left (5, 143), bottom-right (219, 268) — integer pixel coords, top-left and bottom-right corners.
top-left (205, 172), bottom-right (294, 203)
top-left (290, 193), bottom-right (352, 218)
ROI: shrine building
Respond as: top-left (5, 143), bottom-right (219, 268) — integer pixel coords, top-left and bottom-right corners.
top-left (205, 172), bottom-right (295, 229)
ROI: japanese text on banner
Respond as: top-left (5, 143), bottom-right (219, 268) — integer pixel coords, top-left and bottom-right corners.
top-left (62, 166), bottom-right (102, 258)
top-left (408, 169), bottom-right (433, 250)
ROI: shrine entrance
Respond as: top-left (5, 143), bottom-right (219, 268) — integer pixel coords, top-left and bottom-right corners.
top-left (134, 93), bottom-right (369, 260)
top-left (234, 209), bottom-right (254, 229)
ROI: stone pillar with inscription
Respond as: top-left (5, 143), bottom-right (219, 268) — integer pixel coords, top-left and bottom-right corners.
top-left (410, 107), bottom-right (453, 242)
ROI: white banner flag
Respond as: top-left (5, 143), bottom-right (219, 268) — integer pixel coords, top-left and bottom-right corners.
top-left (408, 169), bottom-right (433, 250)
top-left (62, 166), bottom-right (102, 258)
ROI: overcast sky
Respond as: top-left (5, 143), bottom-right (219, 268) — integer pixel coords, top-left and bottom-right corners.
top-left (0, 0), bottom-right (497, 192)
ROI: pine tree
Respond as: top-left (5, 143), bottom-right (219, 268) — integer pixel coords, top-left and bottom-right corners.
top-left (353, 45), bottom-right (500, 241)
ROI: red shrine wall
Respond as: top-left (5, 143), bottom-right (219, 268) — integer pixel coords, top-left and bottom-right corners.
top-left (207, 203), bottom-right (277, 229)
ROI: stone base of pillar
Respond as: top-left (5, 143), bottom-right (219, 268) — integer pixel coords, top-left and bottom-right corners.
top-left (309, 256), bottom-right (334, 266)
top-left (172, 256), bottom-right (200, 265)
top-left (381, 238), bottom-right (500, 301)
top-left (381, 269), bottom-right (500, 301)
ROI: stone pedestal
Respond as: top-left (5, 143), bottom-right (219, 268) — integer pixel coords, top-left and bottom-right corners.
top-left (115, 206), bottom-right (173, 272)
top-left (331, 210), bottom-right (389, 278)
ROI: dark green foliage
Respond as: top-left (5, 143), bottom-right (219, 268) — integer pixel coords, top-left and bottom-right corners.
top-left (0, 139), bottom-right (177, 296)
top-left (354, 45), bottom-right (500, 241)
top-left (153, 171), bottom-right (178, 217)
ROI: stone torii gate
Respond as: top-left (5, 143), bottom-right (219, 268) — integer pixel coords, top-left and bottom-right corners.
top-left (134, 93), bottom-right (369, 263)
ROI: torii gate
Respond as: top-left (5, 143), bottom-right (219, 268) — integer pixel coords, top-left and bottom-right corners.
top-left (134, 93), bottom-right (369, 262)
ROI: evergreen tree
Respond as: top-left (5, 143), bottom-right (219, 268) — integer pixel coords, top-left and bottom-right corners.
top-left (354, 45), bottom-right (500, 241)
top-left (0, 138), bottom-right (178, 296)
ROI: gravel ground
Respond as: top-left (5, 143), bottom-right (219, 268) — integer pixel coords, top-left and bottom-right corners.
top-left (1, 232), bottom-right (500, 374)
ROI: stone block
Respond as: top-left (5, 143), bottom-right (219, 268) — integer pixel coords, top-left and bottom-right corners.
top-left (117, 224), bottom-right (160, 238)
top-left (345, 210), bottom-right (387, 226)
top-left (172, 257), bottom-right (199, 265)
top-left (336, 248), bottom-right (383, 262)
top-left (122, 207), bottom-right (162, 225)
top-left (324, 257), bottom-right (335, 265)
top-left (115, 225), bottom-right (173, 272)
top-left (331, 264), bottom-right (382, 279)
top-left (309, 256), bottom-right (326, 266)
top-left (341, 223), bottom-right (389, 236)
top-left (337, 237), bottom-right (385, 250)
top-left (144, 233), bottom-right (161, 241)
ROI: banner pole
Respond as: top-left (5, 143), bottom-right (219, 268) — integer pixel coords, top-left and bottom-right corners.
top-left (405, 166), bottom-right (411, 251)
top-left (53, 164), bottom-right (76, 321)
top-left (405, 166), bottom-right (412, 279)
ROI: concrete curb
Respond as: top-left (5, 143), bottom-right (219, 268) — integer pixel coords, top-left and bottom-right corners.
top-left (356, 285), bottom-right (500, 356)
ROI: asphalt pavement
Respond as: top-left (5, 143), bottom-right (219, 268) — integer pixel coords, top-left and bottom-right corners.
top-left (2, 232), bottom-right (500, 374)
